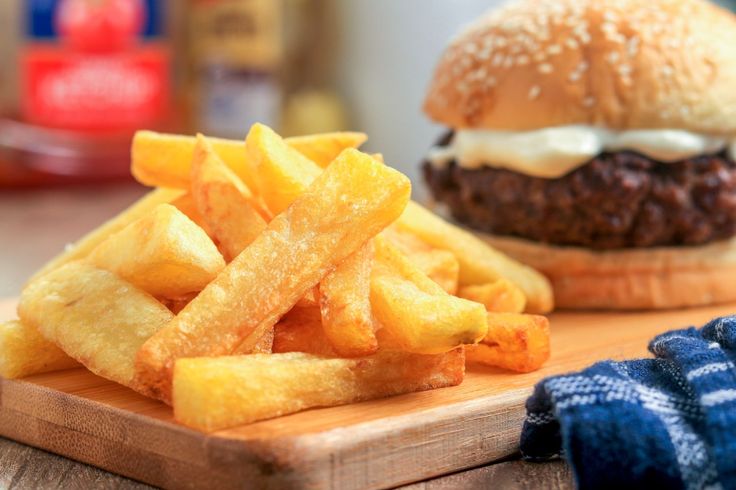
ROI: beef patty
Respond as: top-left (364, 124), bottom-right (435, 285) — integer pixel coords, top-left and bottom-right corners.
top-left (424, 146), bottom-right (736, 249)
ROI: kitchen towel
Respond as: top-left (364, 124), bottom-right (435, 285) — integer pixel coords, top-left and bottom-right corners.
top-left (520, 315), bottom-right (736, 490)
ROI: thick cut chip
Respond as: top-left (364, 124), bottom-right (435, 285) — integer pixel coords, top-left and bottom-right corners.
top-left (395, 202), bottom-right (554, 313)
top-left (370, 238), bottom-right (487, 355)
top-left (285, 132), bottom-right (367, 168)
top-left (170, 192), bottom-right (214, 237)
top-left (132, 130), bottom-right (362, 190)
top-left (87, 204), bottom-right (225, 298)
top-left (29, 188), bottom-right (183, 284)
top-left (458, 279), bottom-right (527, 313)
top-left (383, 228), bottom-right (459, 294)
top-left (319, 241), bottom-right (377, 357)
top-left (249, 326), bottom-right (275, 354)
top-left (246, 123), bottom-right (322, 215)
top-left (134, 148), bottom-right (411, 402)
top-left (191, 134), bottom-right (268, 261)
top-left (172, 349), bottom-right (465, 431)
top-left (18, 261), bottom-right (174, 390)
top-left (465, 313), bottom-right (550, 372)
top-left (132, 130), bottom-right (258, 191)
top-left (0, 320), bottom-right (79, 378)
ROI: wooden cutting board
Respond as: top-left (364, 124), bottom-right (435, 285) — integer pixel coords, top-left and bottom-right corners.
top-left (2, 297), bottom-right (735, 489)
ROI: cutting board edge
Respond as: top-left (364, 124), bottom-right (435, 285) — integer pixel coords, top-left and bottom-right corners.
top-left (0, 374), bottom-right (531, 490)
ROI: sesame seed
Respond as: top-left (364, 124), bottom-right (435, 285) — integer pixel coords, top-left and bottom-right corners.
top-left (607, 51), bottom-right (621, 64)
top-left (583, 96), bottom-right (596, 107)
top-left (528, 85), bottom-right (541, 100)
top-left (517, 55), bottom-right (530, 65)
top-left (565, 38), bottom-right (579, 49)
top-left (547, 44), bottom-right (562, 55)
top-left (538, 63), bottom-right (553, 74)
top-left (569, 71), bottom-right (581, 82)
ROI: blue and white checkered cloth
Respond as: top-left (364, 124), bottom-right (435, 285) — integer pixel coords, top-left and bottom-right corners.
top-left (520, 315), bottom-right (736, 490)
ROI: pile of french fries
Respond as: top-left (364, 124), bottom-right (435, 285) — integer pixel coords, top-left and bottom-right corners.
top-left (1, 124), bottom-right (554, 432)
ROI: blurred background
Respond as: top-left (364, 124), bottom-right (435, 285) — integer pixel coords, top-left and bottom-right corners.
top-left (0, 0), bottom-right (500, 186)
top-left (1, 0), bottom-right (736, 296)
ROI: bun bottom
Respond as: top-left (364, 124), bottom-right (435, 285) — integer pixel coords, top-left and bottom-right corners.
top-left (479, 233), bottom-right (736, 310)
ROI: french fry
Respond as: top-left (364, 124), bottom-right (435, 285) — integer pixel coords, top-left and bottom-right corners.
top-left (132, 130), bottom-right (258, 191)
top-left (191, 134), bottom-right (268, 262)
top-left (458, 279), bottom-right (526, 313)
top-left (395, 202), bottom-right (554, 314)
top-left (170, 192), bottom-right (214, 237)
top-left (246, 123), bottom-right (322, 215)
top-left (28, 188), bottom-right (183, 284)
top-left (86, 204), bottom-right (225, 298)
top-left (465, 313), bottom-right (550, 372)
top-left (285, 132), bottom-right (367, 168)
top-left (383, 228), bottom-right (459, 294)
top-left (172, 349), bottom-right (465, 431)
top-left (18, 261), bottom-right (174, 390)
top-left (0, 320), bottom-right (79, 379)
top-left (273, 307), bottom-right (335, 356)
top-left (295, 287), bottom-right (319, 308)
top-left (319, 241), bottom-right (377, 357)
top-left (370, 237), bottom-right (487, 355)
top-left (250, 326), bottom-right (275, 354)
top-left (132, 130), bottom-right (361, 190)
top-left (134, 148), bottom-right (411, 402)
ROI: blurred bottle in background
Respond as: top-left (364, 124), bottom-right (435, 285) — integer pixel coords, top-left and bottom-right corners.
top-left (0, 0), bottom-right (179, 185)
top-left (187, 0), bottom-right (282, 139)
top-left (280, 0), bottom-right (348, 136)
top-left (186, 0), bottom-right (350, 140)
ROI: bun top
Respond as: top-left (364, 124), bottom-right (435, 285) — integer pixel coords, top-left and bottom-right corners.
top-left (423, 0), bottom-right (736, 135)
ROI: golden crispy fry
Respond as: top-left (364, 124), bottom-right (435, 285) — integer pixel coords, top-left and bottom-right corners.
top-left (170, 192), bottom-right (214, 237)
top-left (282, 132), bottom-right (367, 168)
top-left (383, 228), bottom-right (459, 294)
top-left (173, 349), bottom-right (464, 431)
top-left (86, 204), bottom-right (225, 298)
top-left (319, 241), bottom-right (377, 357)
top-left (465, 313), bottom-right (550, 372)
top-left (395, 202), bottom-right (554, 314)
top-left (134, 148), bottom-right (410, 402)
top-left (250, 326), bottom-right (275, 354)
top-left (191, 134), bottom-right (268, 261)
top-left (295, 287), bottom-right (319, 308)
top-left (18, 261), bottom-right (174, 390)
top-left (132, 130), bottom-right (363, 190)
top-left (370, 237), bottom-right (487, 354)
top-left (273, 307), bottom-right (335, 356)
top-left (458, 279), bottom-right (527, 313)
top-left (29, 188), bottom-right (183, 284)
top-left (132, 130), bottom-right (258, 191)
top-left (246, 123), bottom-right (323, 215)
top-left (0, 320), bottom-right (79, 379)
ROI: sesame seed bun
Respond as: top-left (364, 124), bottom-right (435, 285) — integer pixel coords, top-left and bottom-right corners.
top-left (481, 233), bottom-right (736, 310)
top-left (424, 0), bottom-right (736, 135)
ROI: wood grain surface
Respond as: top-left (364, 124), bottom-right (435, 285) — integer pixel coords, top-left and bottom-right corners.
top-left (2, 297), bottom-right (734, 489)
top-left (0, 436), bottom-right (572, 490)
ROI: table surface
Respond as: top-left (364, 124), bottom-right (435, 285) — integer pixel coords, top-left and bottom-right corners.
top-left (0, 183), bottom-right (572, 489)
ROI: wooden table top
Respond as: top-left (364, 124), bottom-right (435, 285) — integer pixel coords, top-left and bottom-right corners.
top-left (0, 183), bottom-right (572, 489)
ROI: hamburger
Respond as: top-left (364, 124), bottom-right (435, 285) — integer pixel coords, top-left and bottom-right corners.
top-left (422, 0), bottom-right (736, 310)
